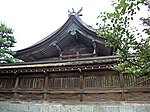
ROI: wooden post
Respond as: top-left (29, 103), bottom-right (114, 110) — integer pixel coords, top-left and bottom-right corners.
top-left (54, 43), bottom-right (62, 60)
top-left (79, 72), bottom-right (83, 102)
top-left (14, 73), bottom-right (19, 100)
top-left (119, 72), bottom-right (126, 101)
top-left (43, 71), bottom-right (48, 100)
top-left (92, 39), bottom-right (97, 57)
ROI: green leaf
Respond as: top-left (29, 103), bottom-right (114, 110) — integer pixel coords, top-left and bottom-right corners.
top-left (0, 22), bottom-right (17, 63)
top-left (97, 0), bottom-right (150, 77)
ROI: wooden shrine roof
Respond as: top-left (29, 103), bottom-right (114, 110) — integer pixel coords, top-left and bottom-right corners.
top-left (15, 12), bottom-right (114, 62)
top-left (0, 55), bottom-right (119, 72)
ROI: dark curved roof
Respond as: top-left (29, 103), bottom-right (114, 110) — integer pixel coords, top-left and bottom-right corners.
top-left (16, 14), bottom-right (114, 62)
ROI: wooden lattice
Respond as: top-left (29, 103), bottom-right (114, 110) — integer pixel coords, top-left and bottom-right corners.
top-left (0, 71), bottom-right (149, 101)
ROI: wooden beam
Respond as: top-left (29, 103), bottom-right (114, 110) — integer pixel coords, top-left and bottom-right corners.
top-left (43, 71), bottom-right (49, 100)
top-left (79, 73), bottom-right (84, 101)
top-left (53, 43), bottom-right (62, 60)
top-left (75, 35), bottom-right (80, 58)
top-left (13, 73), bottom-right (19, 100)
top-left (119, 73), bottom-right (126, 101)
top-left (92, 40), bottom-right (97, 56)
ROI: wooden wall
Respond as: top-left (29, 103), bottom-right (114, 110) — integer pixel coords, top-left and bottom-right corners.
top-left (0, 70), bottom-right (149, 102)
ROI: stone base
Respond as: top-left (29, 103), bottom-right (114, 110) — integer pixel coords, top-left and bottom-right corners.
top-left (0, 101), bottom-right (150, 112)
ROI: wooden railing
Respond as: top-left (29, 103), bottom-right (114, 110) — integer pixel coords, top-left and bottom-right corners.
top-left (0, 71), bottom-right (149, 102)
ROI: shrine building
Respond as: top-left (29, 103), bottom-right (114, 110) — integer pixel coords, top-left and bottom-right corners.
top-left (0, 9), bottom-right (149, 102)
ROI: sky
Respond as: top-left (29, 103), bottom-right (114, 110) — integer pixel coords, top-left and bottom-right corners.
top-left (0, 0), bottom-right (112, 50)
top-left (0, 0), bottom-right (148, 51)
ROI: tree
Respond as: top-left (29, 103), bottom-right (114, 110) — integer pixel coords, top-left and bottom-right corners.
top-left (0, 23), bottom-right (16, 63)
top-left (97, 0), bottom-right (150, 76)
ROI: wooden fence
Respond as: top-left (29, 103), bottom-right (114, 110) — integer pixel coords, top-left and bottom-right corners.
top-left (0, 70), bottom-right (149, 102)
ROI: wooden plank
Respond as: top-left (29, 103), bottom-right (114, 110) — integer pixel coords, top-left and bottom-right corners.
top-left (119, 73), bottom-right (126, 101)
top-left (2, 86), bottom-right (147, 94)
top-left (124, 87), bottom-right (150, 92)
top-left (44, 73), bottom-right (48, 100)
top-left (80, 74), bottom-right (83, 101)
top-left (14, 76), bottom-right (19, 99)
top-left (0, 69), bottom-right (150, 101)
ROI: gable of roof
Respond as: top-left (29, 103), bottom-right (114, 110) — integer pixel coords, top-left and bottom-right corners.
top-left (16, 14), bottom-right (114, 62)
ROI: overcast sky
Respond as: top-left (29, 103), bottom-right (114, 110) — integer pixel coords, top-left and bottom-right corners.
top-left (0, 0), bottom-right (148, 50)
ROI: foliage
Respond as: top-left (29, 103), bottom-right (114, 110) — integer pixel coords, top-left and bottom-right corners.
top-left (0, 23), bottom-right (17, 63)
top-left (97, 0), bottom-right (150, 76)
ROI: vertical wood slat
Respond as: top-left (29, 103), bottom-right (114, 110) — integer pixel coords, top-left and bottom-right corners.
top-left (0, 71), bottom-right (149, 102)
top-left (14, 75), bottom-right (19, 99)
top-left (119, 73), bottom-right (126, 101)
top-left (44, 73), bottom-right (48, 100)
top-left (80, 74), bottom-right (83, 102)
top-left (14, 77), bottom-right (19, 88)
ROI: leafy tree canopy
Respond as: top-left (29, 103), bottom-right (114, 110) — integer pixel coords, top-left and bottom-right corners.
top-left (97, 0), bottom-right (150, 76)
top-left (0, 23), bottom-right (17, 63)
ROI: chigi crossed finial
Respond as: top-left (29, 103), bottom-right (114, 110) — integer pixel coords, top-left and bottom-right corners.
top-left (68, 7), bottom-right (83, 17)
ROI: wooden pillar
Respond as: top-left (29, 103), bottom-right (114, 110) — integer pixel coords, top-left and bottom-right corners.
top-left (79, 72), bottom-right (84, 102)
top-left (119, 72), bottom-right (126, 101)
top-left (54, 43), bottom-right (62, 60)
top-left (92, 40), bottom-right (97, 57)
top-left (13, 73), bottom-right (19, 100)
top-left (43, 71), bottom-right (49, 100)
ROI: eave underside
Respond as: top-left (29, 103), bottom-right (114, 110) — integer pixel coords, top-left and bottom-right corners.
top-left (16, 30), bottom-right (112, 62)
top-left (16, 15), bottom-right (113, 62)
